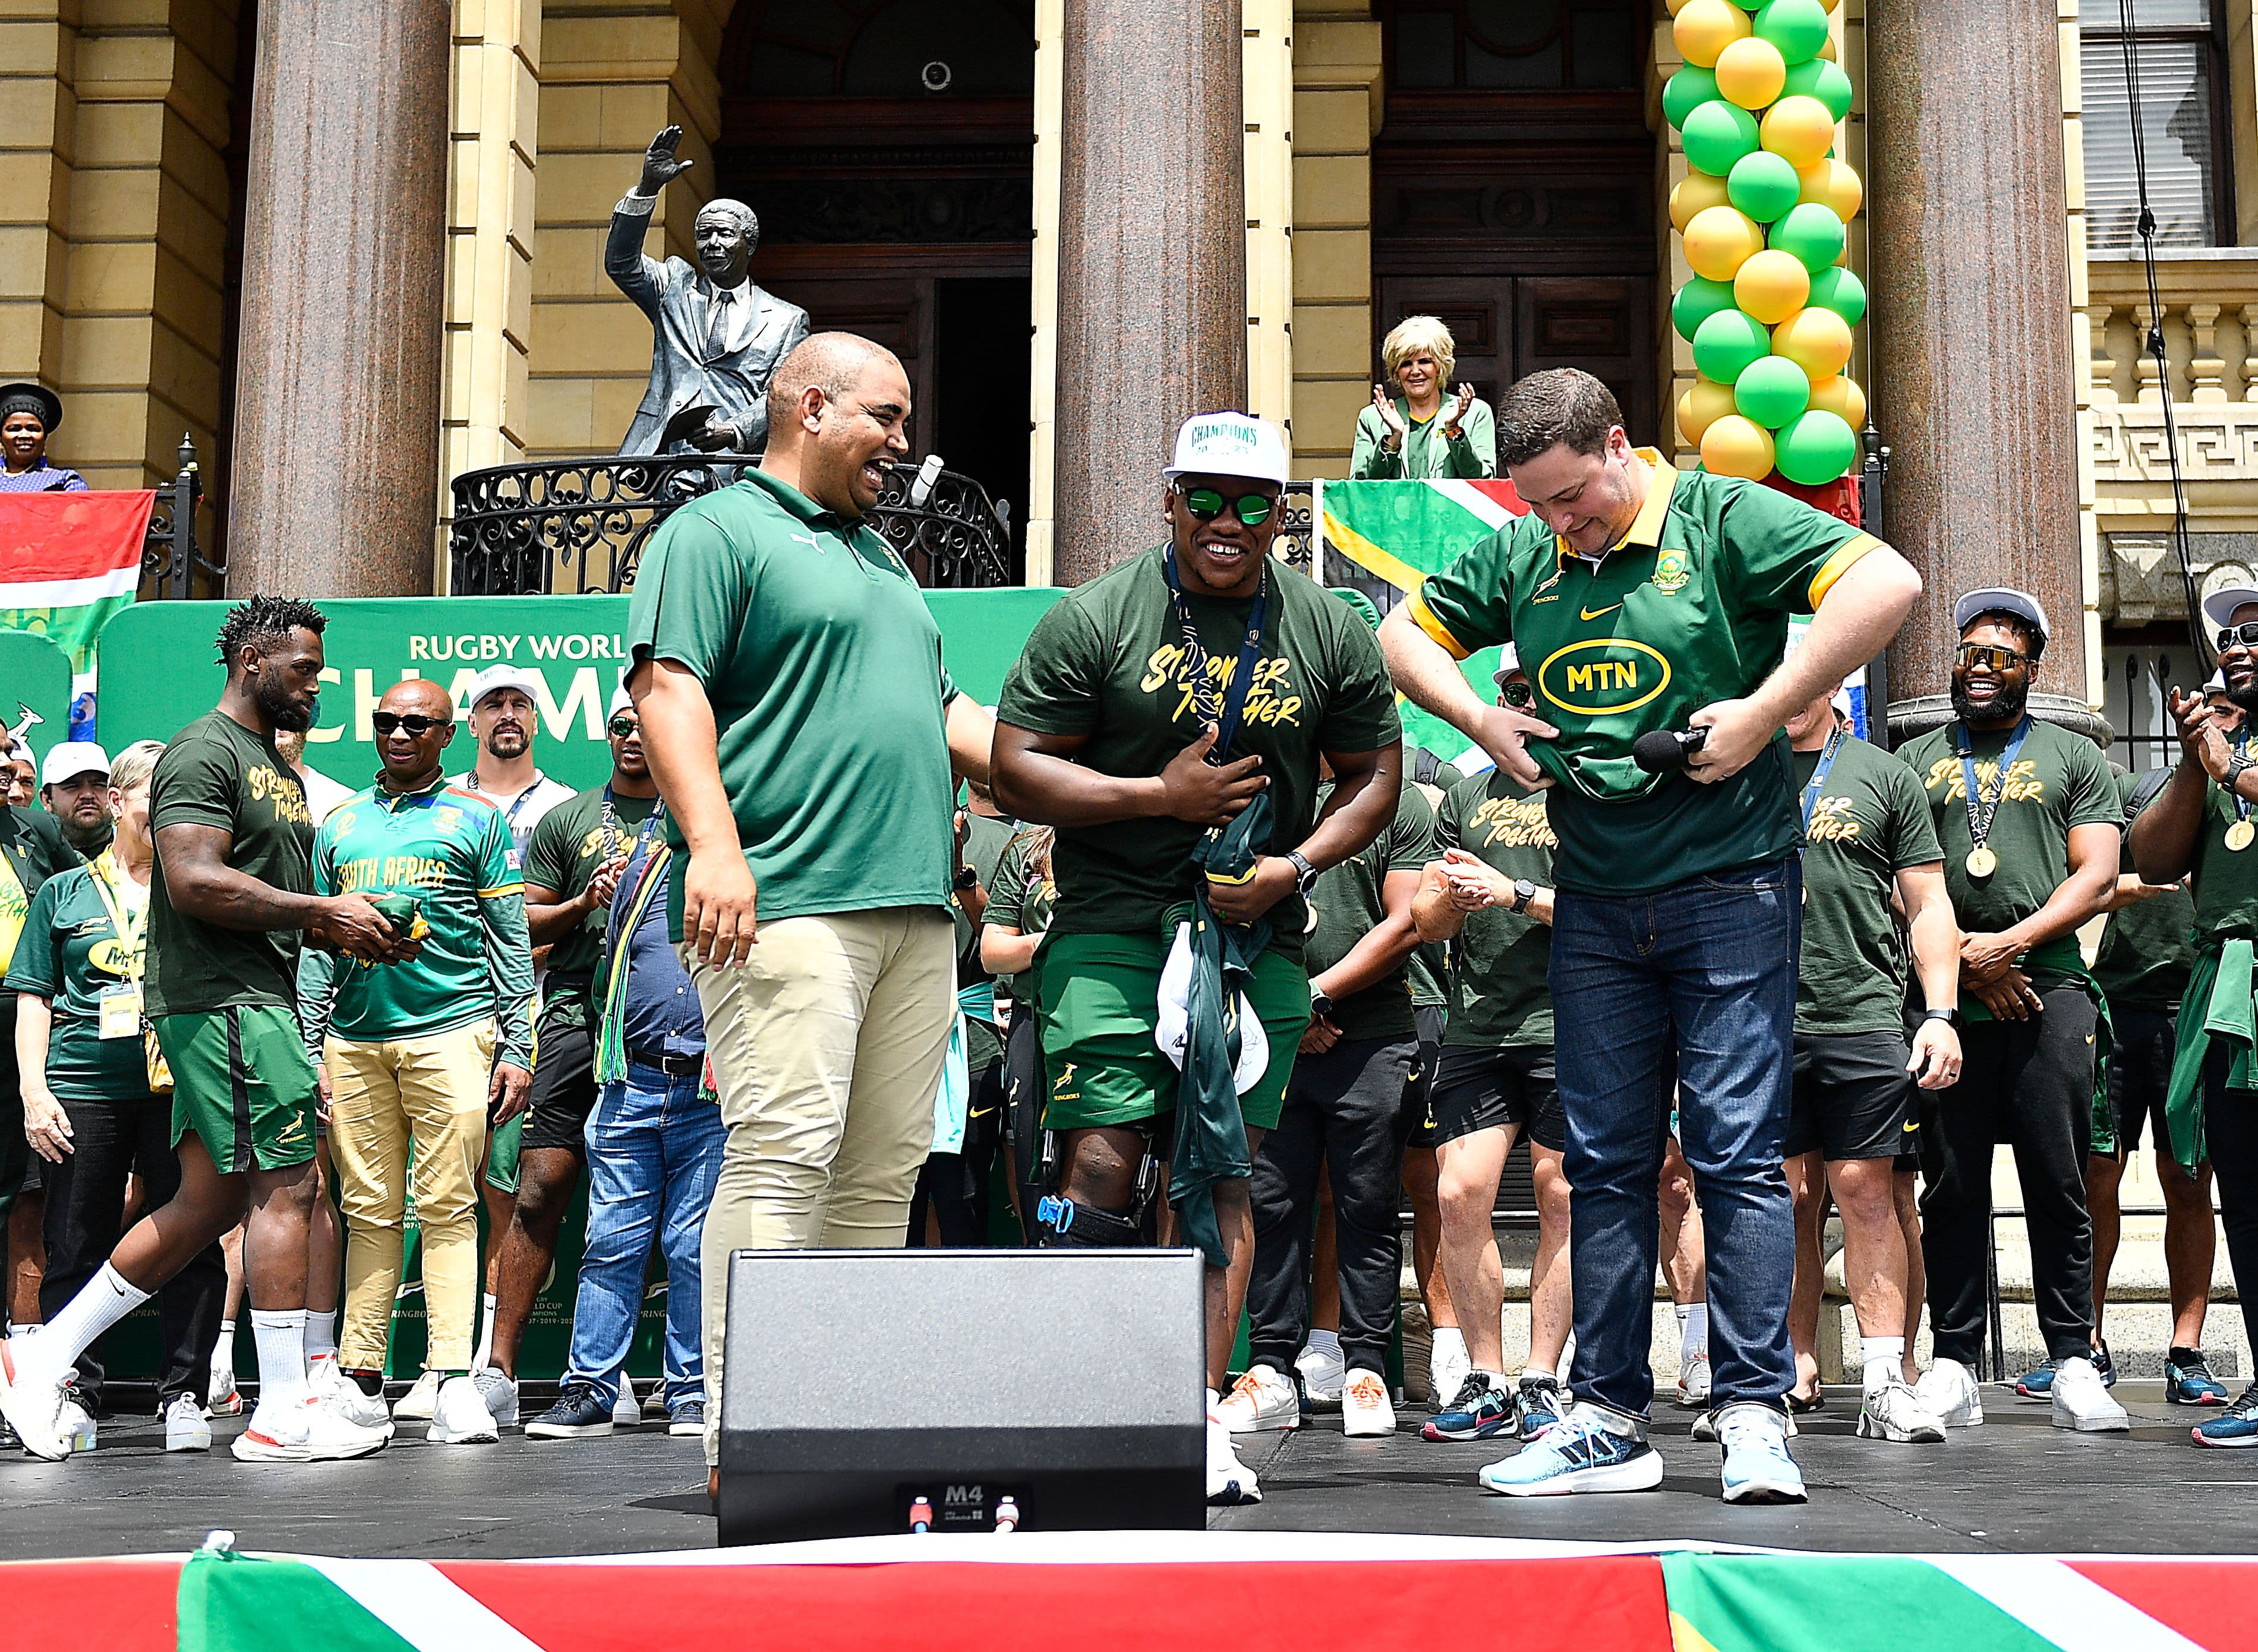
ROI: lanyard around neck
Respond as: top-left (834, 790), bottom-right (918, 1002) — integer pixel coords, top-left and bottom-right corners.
top-left (1160, 551), bottom-right (1270, 759)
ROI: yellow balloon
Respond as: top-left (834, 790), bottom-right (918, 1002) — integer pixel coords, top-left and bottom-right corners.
top-left (1734, 249), bottom-right (1813, 326)
top-left (1773, 305), bottom-right (1855, 378)
top-left (1701, 414), bottom-right (1777, 480)
top-left (1677, 378), bottom-right (1740, 446)
top-left (1666, 0), bottom-right (1693, 12)
top-left (1673, 0), bottom-right (1751, 69)
top-left (1761, 95), bottom-right (1837, 168)
top-left (1797, 156), bottom-right (1863, 220)
top-left (1670, 173), bottom-right (1733, 233)
top-left (1807, 372), bottom-right (1866, 428)
top-left (1683, 204), bottom-right (1766, 282)
top-left (1714, 37), bottom-right (1786, 110)
top-left (1818, 31), bottom-right (1838, 58)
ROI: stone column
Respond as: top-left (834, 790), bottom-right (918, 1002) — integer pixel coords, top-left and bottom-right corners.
top-left (1868, 0), bottom-right (2097, 740)
top-left (226, 0), bottom-right (450, 597)
top-left (1052, 0), bottom-right (1247, 585)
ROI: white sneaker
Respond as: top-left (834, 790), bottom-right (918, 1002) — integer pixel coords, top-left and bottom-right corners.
top-left (208, 1357), bottom-right (241, 1416)
top-left (1427, 1328), bottom-right (1471, 1413)
top-left (472, 1366), bottom-right (518, 1431)
top-left (1342, 1369), bottom-right (1396, 1438)
top-left (2051, 1355), bottom-right (2130, 1433)
top-left (427, 1375), bottom-right (500, 1445)
top-left (1675, 1351), bottom-right (1712, 1406)
top-left (232, 1395), bottom-right (389, 1462)
top-left (312, 1362), bottom-right (393, 1435)
top-left (165, 1393), bottom-right (212, 1452)
top-left (55, 1397), bottom-right (96, 1454)
top-left (1204, 1392), bottom-right (1262, 1505)
top-left (1295, 1340), bottom-right (1345, 1410)
top-left (0, 1334), bottom-right (71, 1461)
top-left (1858, 1380), bottom-right (1947, 1443)
top-left (1912, 1357), bottom-right (1985, 1428)
top-left (613, 1378), bottom-right (642, 1430)
top-left (393, 1368), bottom-right (442, 1420)
top-left (1214, 1364), bottom-right (1300, 1435)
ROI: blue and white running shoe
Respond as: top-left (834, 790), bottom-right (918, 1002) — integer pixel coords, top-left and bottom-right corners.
top-left (1477, 1408), bottom-right (1662, 1497)
top-left (1424, 1372), bottom-right (1515, 1442)
top-left (1515, 1376), bottom-right (1568, 1441)
top-left (1717, 1403), bottom-right (1808, 1504)
top-left (2191, 1382), bottom-right (2258, 1448)
top-left (2012, 1360), bottom-right (2057, 1400)
top-left (2166, 1356), bottom-right (2231, 1407)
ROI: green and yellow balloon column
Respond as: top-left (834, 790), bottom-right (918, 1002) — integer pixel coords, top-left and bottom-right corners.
top-left (1664, 0), bottom-right (1866, 489)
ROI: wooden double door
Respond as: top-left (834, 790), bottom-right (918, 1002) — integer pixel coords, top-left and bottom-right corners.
top-left (1375, 274), bottom-right (1655, 443)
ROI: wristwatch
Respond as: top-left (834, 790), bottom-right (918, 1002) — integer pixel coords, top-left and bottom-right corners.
top-left (1309, 987), bottom-right (1335, 1019)
top-left (1285, 850), bottom-right (1320, 896)
top-left (953, 864), bottom-right (979, 892)
top-left (1510, 879), bottom-right (1537, 914)
top-left (1921, 1006), bottom-right (1961, 1028)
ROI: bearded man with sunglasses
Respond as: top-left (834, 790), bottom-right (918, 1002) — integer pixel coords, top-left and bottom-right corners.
top-left (1896, 589), bottom-right (2125, 1434)
top-left (992, 412), bottom-right (1402, 1506)
top-left (301, 678), bottom-right (534, 1446)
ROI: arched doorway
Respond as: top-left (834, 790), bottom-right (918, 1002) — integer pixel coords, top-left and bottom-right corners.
top-left (1370, 0), bottom-right (1658, 438)
top-left (717, 0), bottom-right (1035, 576)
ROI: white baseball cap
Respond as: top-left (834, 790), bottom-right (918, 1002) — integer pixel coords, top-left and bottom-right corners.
top-left (40, 742), bottom-right (109, 787)
top-left (608, 683), bottom-right (635, 718)
top-left (2202, 585), bottom-right (2258, 635)
top-left (465, 665), bottom-right (545, 713)
top-left (1491, 644), bottom-right (1524, 684)
top-left (1953, 587), bottom-right (2051, 653)
top-left (1163, 412), bottom-right (1291, 488)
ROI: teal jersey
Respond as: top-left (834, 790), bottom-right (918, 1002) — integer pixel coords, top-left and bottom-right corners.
top-left (306, 776), bottom-right (535, 1067)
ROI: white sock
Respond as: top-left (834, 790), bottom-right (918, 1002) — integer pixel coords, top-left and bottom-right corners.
top-left (1205, 1386), bottom-right (1221, 1420)
top-left (1304, 1328), bottom-right (1341, 1360)
top-left (213, 1321), bottom-right (236, 1373)
top-left (1862, 1335), bottom-right (1907, 1392)
top-left (251, 1309), bottom-right (308, 1408)
top-left (304, 1309), bottom-right (338, 1363)
top-left (36, 1263), bottom-right (151, 1373)
top-left (1679, 1302), bottom-right (1709, 1360)
top-left (473, 1291), bottom-right (497, 1372)
top-left (1429, 1326), bottom-right (1465, 1363)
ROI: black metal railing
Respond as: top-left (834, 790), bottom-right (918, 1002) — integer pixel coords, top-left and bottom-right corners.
top-left (141, 435), bottom-right (218, 599)
top-left (1274, 482), bottom-right (1314, 577)
top-left (449, 453), bottom-right (1014, 595)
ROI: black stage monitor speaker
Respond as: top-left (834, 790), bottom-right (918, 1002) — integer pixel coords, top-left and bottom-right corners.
top-left (715, 1248), bottom-right (1206, 1545)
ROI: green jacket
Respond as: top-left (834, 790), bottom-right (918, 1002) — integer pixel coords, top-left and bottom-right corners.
top-left (1350, 396), bottom-right (1496, 479)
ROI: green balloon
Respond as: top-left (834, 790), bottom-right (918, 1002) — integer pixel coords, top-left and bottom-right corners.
top-left (1776, 408), bottom-right (1859, 485)
top-left (1733, 355), bottom-right (1812, 429)
top-left (1754, 0), bottom-right (1830, 64)
top-left (1727, 151), bottom-right (1802, 223)
top-left (1681, 100), bottom-right (1761, 178)
top-left (1672, 277), bottom-right (1739, 343)
top-left (1770, 201), bottom-right (1846, 273)
top-left (1692, 308), bottom-right (1771, 386)
top-left (1807, 264), bottom-right (1868, 326)
top-left (1781, 58), bottom-right (1854, 122)
top-left (1664, 66), bottom-right (1721, 131)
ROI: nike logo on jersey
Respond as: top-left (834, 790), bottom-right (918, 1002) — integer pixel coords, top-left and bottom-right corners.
top-left (1580, 603), bottom-right (1622, 621)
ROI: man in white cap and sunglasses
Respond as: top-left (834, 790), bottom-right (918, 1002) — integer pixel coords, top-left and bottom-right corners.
top-left (991, 411), bottom-right (1402, 1505)
top-left (1896, 587), bottom-right (2127, 1433)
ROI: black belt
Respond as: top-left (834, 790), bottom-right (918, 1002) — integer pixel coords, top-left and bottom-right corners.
top-left (626, 1045), bottom-right (702, 1078)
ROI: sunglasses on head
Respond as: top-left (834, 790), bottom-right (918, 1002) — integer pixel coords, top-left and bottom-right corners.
top-left (1954, 643), bottom-right (2029, 673)
top-left (1175, 483), bottom-right (1275, 527)
top-left (1500, 680), bottom-right (1534, 707)
top-left (607, 715), bottom-right (639, 738)
top-left (370, 712), bottom-right (451, 738)
top-left (2219, 624), bottom-right (2258, 652)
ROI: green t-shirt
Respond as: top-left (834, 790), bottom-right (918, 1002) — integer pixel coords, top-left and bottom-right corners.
top-left (2181, 762), bottom-right (2258, 945)
top-left (1898, 718), bottom-right (2120, 985)
top-left (987, 830), bottom-right (1056, 1006)
top-left (954, 811), bottom-right (1016, 1073)
top-left (309, 779), bottom-right (536, 1067)
top-left (5, 859), bottom-right (159, 1103)
top-left (522, 785), bottom-right (660, 1030)
top-left (995, 547), bottom-right (1402, 958)
top-left (146, 710), bottom-right (315, 1018)
top-left (1307, 781), bottom-right (1435, 1041)
top-left (1434, 769), bottom-right (1556, 1047)
top-left (1790, 734), bottom-right (1942, 1035)
top-left (625, 469), bottom-right (959, 935)
top-left (2093, 769), bottom-right (2196, 1009)
top-left (1405, 754), bottom-right (1466, 1011)
top-left (1408, 453), bottom-right (1878, 896)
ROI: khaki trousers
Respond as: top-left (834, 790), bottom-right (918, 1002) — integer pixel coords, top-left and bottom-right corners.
top-left (326, 1020), bottom-right (496, 1372)
top-left (689, 905), bottom-right (954, 1463)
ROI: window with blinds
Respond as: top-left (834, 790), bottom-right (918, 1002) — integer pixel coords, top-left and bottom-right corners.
top-left (2079, 0), bottom-right (2231, 248)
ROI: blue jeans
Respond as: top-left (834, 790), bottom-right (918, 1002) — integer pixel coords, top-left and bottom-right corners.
top-left (563, 1060), bottom-right (725, 1409)
top-left (1550, 859), bottom-right (1800, 1422)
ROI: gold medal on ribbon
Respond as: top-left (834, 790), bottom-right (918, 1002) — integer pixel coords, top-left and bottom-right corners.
top-left (2227, 820), bottom-right (2256, 852)
top-left (1966, 845), bottom-right (1998, 879)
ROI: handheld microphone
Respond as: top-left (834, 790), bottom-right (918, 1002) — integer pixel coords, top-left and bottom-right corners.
top-left (910, 454), bottom-right (945, 507)
top-left (1631, 726), bottom-right (1708, 775)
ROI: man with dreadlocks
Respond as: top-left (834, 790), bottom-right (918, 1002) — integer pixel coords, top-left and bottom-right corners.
top-left (0, 597), bottom-right (415, 1463)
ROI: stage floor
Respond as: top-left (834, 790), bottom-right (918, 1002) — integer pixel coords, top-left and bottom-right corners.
top-left (8, 1380), bottom-right (2255, 1562)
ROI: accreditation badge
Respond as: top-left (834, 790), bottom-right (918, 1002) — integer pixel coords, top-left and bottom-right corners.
top-left (97, 981), bottom-right (143, 1041)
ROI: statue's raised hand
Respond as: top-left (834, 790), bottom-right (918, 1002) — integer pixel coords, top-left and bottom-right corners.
top-left (638, 125), bottom-right (695, 197)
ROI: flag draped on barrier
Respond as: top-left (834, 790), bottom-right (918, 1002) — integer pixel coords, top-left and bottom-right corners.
top-left (0, 490), bottom-right (150, 726)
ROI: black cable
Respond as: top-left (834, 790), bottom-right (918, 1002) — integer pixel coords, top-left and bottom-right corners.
top-left (2115, 0), bottom-right (2205, 659)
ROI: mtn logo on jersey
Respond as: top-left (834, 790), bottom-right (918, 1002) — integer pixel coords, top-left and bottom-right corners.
top-left (1537, 638), bottom-right (1672, 717)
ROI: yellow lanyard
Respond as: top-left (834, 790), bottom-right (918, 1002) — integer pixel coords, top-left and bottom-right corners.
top-left (86, 851), bottom-right (148, 981)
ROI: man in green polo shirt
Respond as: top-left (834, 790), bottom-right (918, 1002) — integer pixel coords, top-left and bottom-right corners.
top-left (992, 411), bottom-right (1401, 1505)
top-left (1378, 368), bottom-right (1920, 1503)
top-left (627, 332), bottom-right (992, 1486)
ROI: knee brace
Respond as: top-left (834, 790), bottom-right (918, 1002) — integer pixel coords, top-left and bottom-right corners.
top-left (1033, 1194), bottom-right (1145, 1248)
